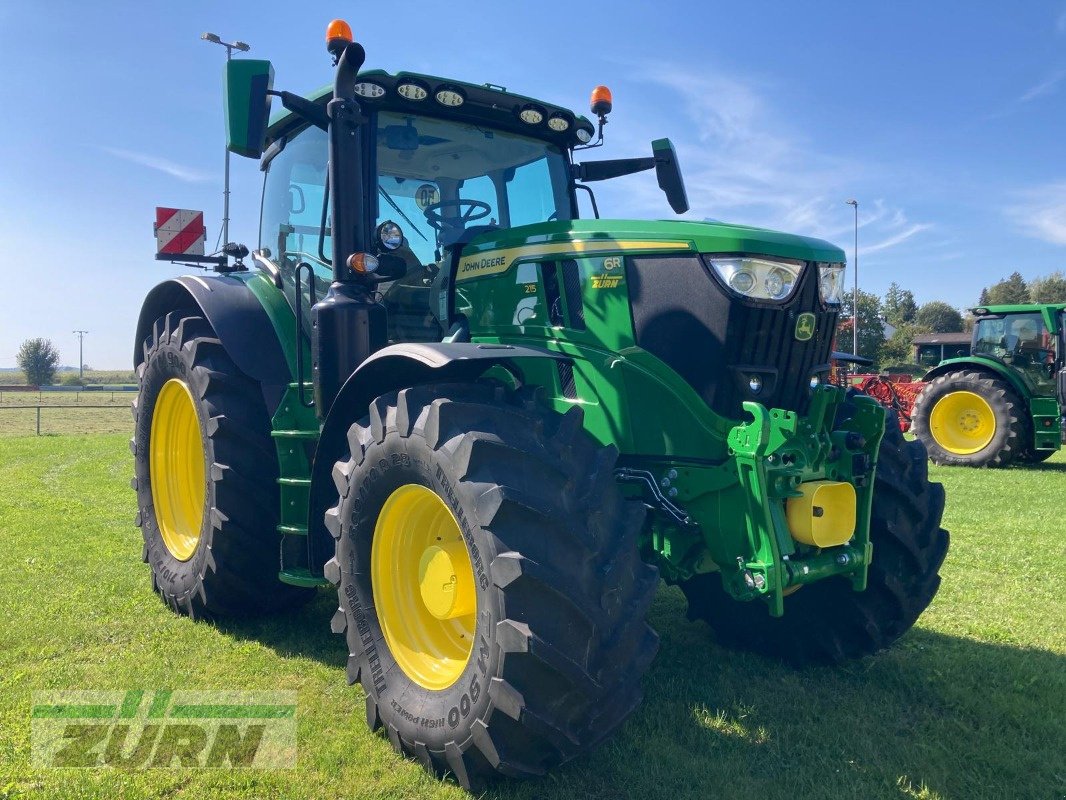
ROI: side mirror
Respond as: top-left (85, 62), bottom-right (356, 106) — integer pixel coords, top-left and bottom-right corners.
top-left (225, 59), bottom-right (274, 159)
top-left (651, 138), bottom-right (689, 214)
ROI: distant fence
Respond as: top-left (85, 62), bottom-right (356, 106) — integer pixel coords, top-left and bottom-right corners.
top-left (0, 389), bottom-right (137, 404)
top-left (0, 390), bottom-right (137, 437)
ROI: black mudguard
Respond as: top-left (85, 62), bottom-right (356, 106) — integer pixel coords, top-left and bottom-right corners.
top-left (133, 276), bottom-right (292, 413)
top-left (306, 342), bottom-right (565, 573)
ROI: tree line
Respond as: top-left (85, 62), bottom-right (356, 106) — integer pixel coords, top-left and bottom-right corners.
top-left (836, 270), bottom-right (1066, 371)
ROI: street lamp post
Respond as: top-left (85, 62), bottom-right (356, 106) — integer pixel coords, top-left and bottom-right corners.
top-left (201, 32), bottom-right (251, 250)
top-left (845, 199), bottom-right (859, 360)
top-left (73, 330), bottom-right (88, 381)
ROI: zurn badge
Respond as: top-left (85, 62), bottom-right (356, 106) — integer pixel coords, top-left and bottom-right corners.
top-left (31, 690), bottom-right (297, 769)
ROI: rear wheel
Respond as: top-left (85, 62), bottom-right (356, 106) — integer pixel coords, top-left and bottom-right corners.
top-left (681, 397), bottom-right (949, 665)
top-left (911, 370), bottom-right (1026, 467)
top-left (132, 310), bottom-right (312, 617)
top-left (326, 383), bottom-right (658, 790)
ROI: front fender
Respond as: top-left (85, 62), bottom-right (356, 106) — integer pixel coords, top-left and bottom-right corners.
top-left (306, 342), bottom-right (565, 572)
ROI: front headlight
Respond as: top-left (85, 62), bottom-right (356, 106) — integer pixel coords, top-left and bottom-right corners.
top-left (818, 263), bottom-right (846, 305)
top-left (707, 256), bottom-right (802, 301)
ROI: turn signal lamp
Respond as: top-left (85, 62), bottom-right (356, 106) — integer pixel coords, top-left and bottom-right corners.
top-left (347, 252), bottom-right (379, 274)
top-left (326, 19), bottom-right (353, 45)
top-left (590, 85), bottom-right (613, 117)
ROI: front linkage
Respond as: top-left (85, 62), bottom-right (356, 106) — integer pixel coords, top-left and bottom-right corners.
top-left (625, 385), bottom-right (886, 617)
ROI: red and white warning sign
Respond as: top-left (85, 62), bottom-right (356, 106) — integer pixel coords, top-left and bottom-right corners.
top-left (154, 207), bottom-right (206, 257)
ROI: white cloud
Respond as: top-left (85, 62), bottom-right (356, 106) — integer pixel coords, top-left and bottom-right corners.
top-left (1019, 70), bottom-right (1066, 103)
top-left (606, 64), bottom-right (931, 259)
top-left (1057, 7), bottom-right (1066, 34)
top-left (861, 223), bottom-right (933, 255)
top-left (1006, 183), bottom-right (1066, 245)
top-left (101, 147), bottom-right (213, 183)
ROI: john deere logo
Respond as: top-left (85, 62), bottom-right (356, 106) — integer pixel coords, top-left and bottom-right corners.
top-left (795, 313), bottom-right (816, 341)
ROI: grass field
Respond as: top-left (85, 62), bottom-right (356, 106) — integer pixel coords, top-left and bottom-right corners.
top-left (0, 434), bottom-right (1062, 800)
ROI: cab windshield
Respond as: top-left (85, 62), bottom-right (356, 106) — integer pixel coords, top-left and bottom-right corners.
top-left (374, 111), bottom-right (574, 265)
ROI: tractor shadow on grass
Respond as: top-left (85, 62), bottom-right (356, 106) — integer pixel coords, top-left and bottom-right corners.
top-left (215, 589), bottom-right (347, 668)
top-left (216, 584), bottom-right (1063, 800)
top-left (488, 586), bottom-right (1065, 800)
top-left (1021, 461), bottom-right (1066, 473)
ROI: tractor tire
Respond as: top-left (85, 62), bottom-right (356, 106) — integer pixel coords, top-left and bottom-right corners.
top-left (325, 383), bottom-right (658, 790)
top-left (132, 310), bottom-right (313, 618)
top-left (680, 395), bottom-right (949, 665)
top-left (911, 370), bottom-right (1026, 467)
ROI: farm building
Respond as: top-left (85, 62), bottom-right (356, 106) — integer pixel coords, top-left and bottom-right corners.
top-left (913, 331), bottom-right (971, 367)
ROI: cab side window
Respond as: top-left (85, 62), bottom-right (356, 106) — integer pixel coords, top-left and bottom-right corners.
top-left (260, 125), bottom-right (331, 304)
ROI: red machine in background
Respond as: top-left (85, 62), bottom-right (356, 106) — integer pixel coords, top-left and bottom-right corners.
top-left (854, 374), bottom-right (925, 432)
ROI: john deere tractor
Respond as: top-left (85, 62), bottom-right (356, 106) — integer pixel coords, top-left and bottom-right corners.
top-left (912, 303), bottom-right (1065, 467)
top-left (132, 21), bottom-right (948, 789)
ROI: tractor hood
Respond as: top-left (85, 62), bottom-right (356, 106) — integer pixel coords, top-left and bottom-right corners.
top-left (462, 219), bottom-right (846, 264)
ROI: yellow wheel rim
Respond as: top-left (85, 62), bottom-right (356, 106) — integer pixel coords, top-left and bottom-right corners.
top-left (149, 379), bottom-right (206, 561)
top-left (371, 484), bottom-right (477, 690)
top-left (929, 390), bottom-right (997, 455)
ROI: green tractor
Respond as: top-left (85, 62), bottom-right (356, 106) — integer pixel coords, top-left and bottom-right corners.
top-left (912, 303), bottom-right (1065, 467)
top-left (132, 21), bottom-right (948, 789)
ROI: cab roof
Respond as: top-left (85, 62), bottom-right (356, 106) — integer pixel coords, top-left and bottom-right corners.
top-left (266, 69), bottom-right (596, 150)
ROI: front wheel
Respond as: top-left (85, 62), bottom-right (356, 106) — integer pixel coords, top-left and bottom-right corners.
top-left (325, 383), bottom-right (658, 790)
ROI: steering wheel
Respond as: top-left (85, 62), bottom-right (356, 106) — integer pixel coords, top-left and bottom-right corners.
top-left (422, 199), bottom-right (492, 232)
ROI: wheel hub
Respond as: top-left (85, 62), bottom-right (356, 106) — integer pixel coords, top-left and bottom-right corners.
top-left (371, 484), bottom-right (477, 690)
top-left (929, 390), bottom-right (997, 455)
top-left (418, 542), bottom-right (476, 620)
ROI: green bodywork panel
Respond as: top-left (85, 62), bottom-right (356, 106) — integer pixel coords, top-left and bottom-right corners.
top-left (451, 219), bottom-right (874, 615)
top-left (222, 272), bottom-right (326, 587)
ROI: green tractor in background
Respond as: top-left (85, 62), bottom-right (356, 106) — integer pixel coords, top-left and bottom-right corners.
top-left (132, 21), bottom-right (948, 790)
top-left (912, 303), bottom-right (1065, 467)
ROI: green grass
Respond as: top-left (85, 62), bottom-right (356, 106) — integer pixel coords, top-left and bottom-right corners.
top-left (0, 435), bottom-right (1062, 800)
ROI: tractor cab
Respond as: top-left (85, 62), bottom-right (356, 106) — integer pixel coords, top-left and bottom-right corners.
top-left (971, 307), bottom-right (1061, 395)
top-left (250, 63), bottom-right (691, 361)
top-left (259, 93), bottom-right (584, 345)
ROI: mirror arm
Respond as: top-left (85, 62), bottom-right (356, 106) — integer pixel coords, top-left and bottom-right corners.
top-left (267, 90), bottom-right (329, 130)
top-left (572, 157), bottom-right (655, 182)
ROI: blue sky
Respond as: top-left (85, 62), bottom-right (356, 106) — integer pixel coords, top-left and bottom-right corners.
top-left (2, 1), bottom-right (1064, 368)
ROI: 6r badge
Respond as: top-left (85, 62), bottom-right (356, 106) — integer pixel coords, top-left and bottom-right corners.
top-left (795, 312), bottom-right (816, 341)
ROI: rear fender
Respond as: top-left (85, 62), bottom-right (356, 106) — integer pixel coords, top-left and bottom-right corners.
top-left (922, 357), bottom-right (1032, 401)
top-left (134, 276), bottom-right (292, 412)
